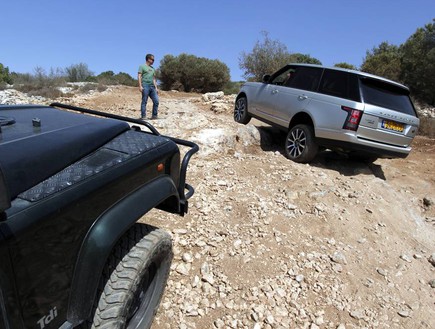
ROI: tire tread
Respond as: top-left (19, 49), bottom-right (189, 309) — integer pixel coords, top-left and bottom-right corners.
top-left (81, 224), bottom-right (172, 329)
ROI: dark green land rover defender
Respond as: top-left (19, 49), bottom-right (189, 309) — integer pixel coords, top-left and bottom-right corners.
top-left (0, 103), bottom-right (198, 329)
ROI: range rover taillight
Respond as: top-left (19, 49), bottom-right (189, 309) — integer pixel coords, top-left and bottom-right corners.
top-left (342, 106), bottom-right (363, 131)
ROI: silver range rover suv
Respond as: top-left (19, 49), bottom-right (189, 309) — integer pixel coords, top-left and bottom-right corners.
top-left (234, 64), bottom-right (420, 163)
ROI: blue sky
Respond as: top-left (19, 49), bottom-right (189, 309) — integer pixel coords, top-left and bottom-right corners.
top-left (1, 0), bottom-right (434, 81)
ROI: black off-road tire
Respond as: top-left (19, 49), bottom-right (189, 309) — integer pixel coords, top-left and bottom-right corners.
top-left (89, 224), bottom-right (172, 329)
top-left (285, 124), bottom-right (319, 163)
top-left (234, 96), bottom-right (251, 124)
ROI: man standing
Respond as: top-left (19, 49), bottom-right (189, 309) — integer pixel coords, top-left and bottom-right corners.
top-left (138, 54), bottom-right (159, 120)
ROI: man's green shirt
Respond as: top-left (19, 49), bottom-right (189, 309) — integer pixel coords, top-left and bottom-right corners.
top-left (138, 64), bottom-right (155, 85)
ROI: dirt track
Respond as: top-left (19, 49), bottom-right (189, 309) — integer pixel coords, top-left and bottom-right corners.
top-left (69, 86), bottom-right (435, 329)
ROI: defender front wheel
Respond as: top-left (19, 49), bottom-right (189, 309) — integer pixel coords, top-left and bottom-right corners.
top-left (90, 224), bottom-right (172, 329)
top-left (285, 124), bottom-right (318, 163)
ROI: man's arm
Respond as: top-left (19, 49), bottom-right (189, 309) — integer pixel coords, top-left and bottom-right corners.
top-left (138, 73), bottom-right (143, 91)
top-left (153, 76), bottom-right (158, 93)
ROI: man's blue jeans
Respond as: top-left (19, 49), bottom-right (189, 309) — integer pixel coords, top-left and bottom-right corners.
top-left (140, 85), bottom-right (159, 118)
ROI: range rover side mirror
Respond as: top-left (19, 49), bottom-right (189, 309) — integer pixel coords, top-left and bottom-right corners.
top-left (262, 74), bottom-right (271, 83)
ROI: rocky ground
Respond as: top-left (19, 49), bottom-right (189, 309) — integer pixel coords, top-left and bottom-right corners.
top-left (2, 86), bottom-right (434, 329)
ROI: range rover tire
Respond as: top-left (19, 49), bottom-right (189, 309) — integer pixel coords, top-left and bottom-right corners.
top-left (285, 124), bottom-right (318, 163)
top-left (89, 224), bottom-right (172, 329)
top-left (234, 96), bottom-right (251, 124)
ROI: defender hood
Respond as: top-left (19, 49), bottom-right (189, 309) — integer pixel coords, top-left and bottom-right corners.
top-left (0, 105), bottom-right (129, 211)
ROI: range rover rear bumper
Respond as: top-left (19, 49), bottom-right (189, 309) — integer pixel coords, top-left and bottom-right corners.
top-left (315, 137), bottom-right (410, 158)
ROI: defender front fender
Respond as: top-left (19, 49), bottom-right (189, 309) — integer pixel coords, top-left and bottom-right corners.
top-left (66, 176), bottom-right (178, 325)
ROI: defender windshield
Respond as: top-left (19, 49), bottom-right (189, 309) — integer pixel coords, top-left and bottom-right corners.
top-left (360, 78), bottom-right (416, 116)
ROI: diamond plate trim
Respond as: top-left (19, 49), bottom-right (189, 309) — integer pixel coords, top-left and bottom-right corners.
top-left (18, 131), bottom-right (171, 202)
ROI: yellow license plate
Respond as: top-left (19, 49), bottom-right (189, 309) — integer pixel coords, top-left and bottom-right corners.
top-left (382, 119), bottom-right (404, 133)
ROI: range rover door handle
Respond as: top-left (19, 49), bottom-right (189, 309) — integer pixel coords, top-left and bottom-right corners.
top-left (298, 95), bottom-right (308, 100)
top-left (272, 89), bottom-right (278, 94)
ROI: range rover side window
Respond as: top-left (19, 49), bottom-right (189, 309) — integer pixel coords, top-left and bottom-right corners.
top-left (269, 66), bottom-right (296, 86)
top-left (286, 67), bottom-right (322, 92)
top-left (319, 69), bottom-right (361, 101)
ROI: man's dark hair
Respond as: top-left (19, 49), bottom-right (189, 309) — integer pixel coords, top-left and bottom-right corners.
top-left (146, 54), bottom-right (154, 61)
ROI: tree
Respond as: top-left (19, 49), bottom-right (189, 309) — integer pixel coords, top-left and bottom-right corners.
top-left (360, 42), bottom-right (401, 82)
top-left (158, 54), bottom-right (182, 91)
top-left (34, 66), bottom-right (47, 84)
top-left (239, 32), bottom-right (322, 81)
top-left (48, 67), bottom-right (65, 79)
top-left (334, 62), bottom-right (357, 70)
top-left (158, 53), bottom-right (230, 93)
top-left (0, 63), bottom-right (13, 85)
top-left (239, 31), bottom-right (293, 81)
top-left (288, 53), bottom-right (322, 65)
top-left (66, 63), bottom-right (93, 82)
top-left (400, 19), bottom-right (435, 105)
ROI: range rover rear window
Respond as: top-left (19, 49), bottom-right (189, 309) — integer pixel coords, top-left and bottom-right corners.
top-left (360, 78), bottom-right (416, 116)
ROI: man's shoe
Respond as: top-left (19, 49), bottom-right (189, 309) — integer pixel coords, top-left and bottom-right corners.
top-left (151, 115), bottom-right (158, 120)
top-left (139, 116), bottom-right (146, 120)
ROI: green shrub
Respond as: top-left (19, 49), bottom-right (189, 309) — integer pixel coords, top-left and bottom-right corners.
top-left (79, 83), bottom-right (97, 93)
top-left (223, 81), bottom-right (243, 95)
top-left (97, 84), bottom-right (108, 92)
top-left (16, 82), bottom-right (63, 99)
top-left (77, 83), bottom-right (107, 93)
top-left (93, 71), bottom-right (136, 86)
top-left (13, 69), bottom-right (66, 98)
top-left (28, 87), bottom-right (63, 99)
top-left (113, 72), bottom-right (136, 86)
top-left (159, 53), bottom-right (230, 93)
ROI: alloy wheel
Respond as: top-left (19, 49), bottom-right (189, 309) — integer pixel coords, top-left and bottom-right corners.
top-left (234, 98), bottom-right (245, 121)
top-left (287, 127), bottom-right (307, 159)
